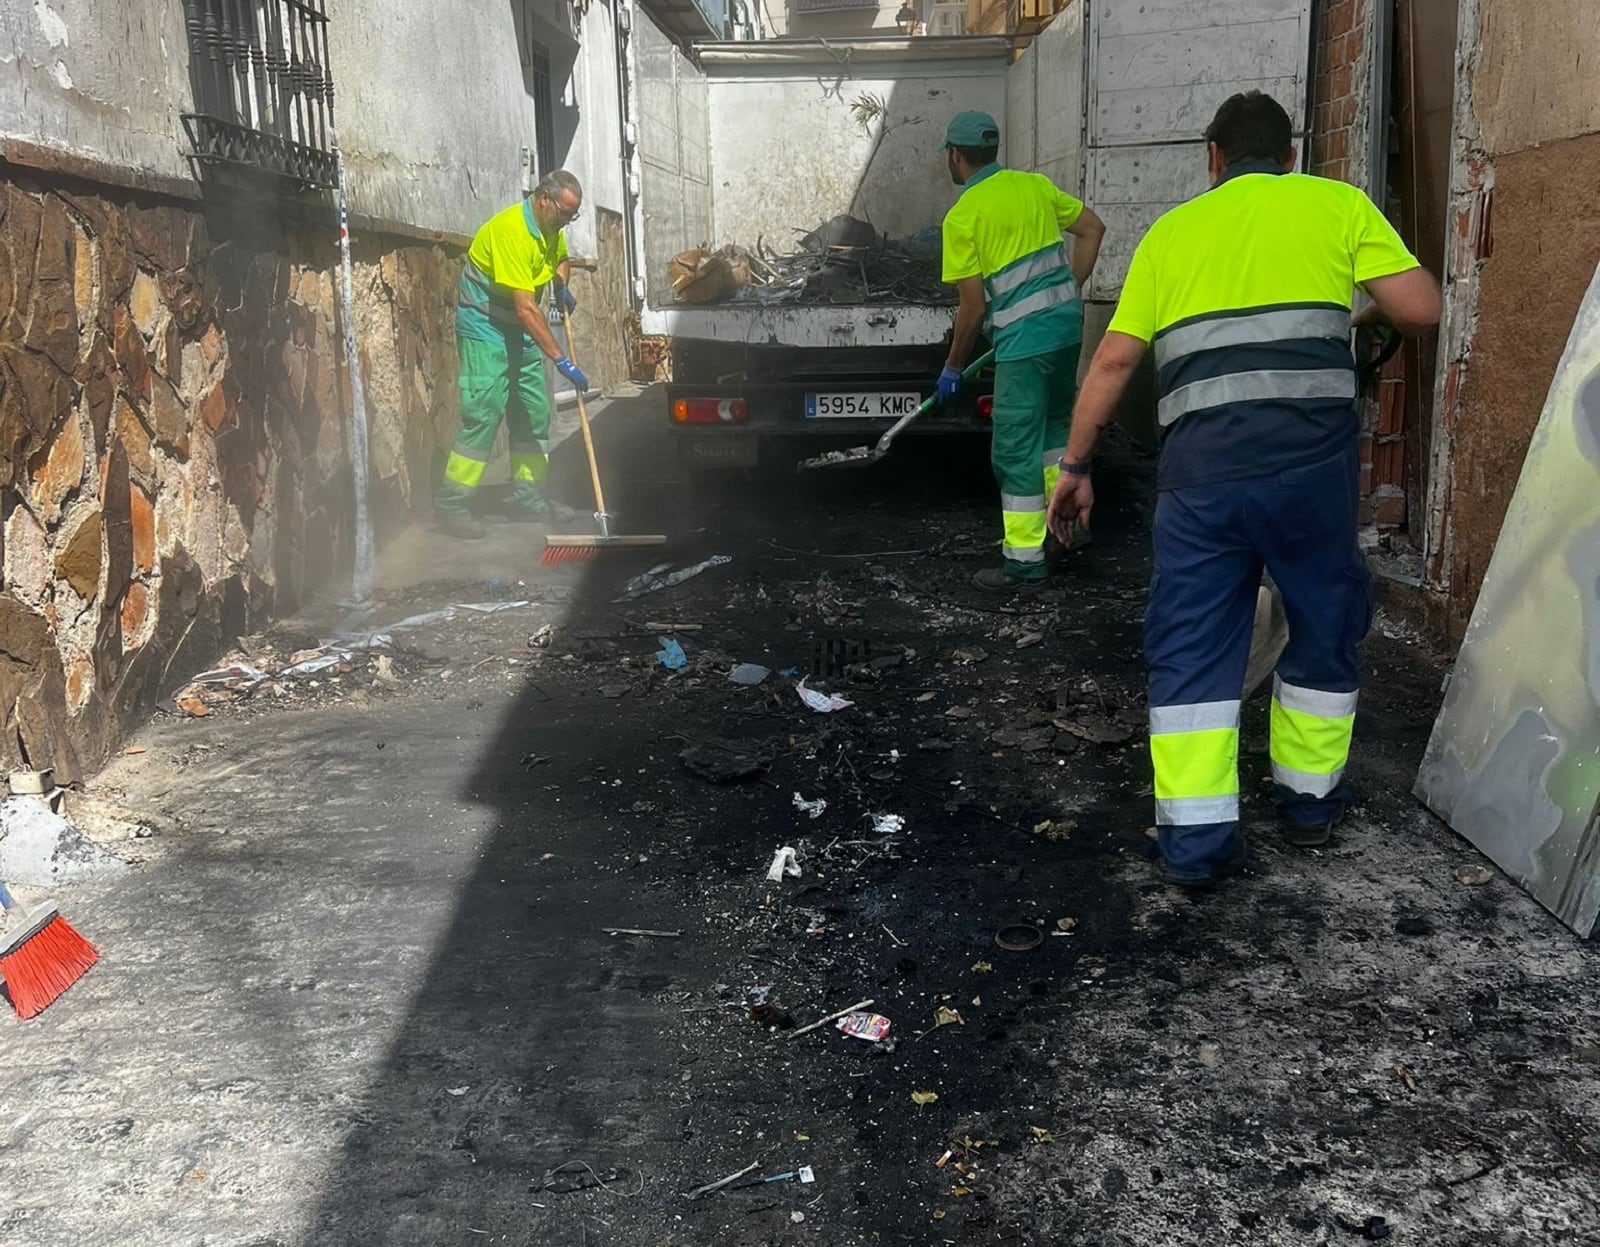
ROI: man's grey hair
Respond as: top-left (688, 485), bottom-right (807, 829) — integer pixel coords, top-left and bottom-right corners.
top-left (534, 170), bottom-right (582, 202)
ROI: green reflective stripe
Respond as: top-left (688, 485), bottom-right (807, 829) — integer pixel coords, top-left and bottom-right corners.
top-left (1153, 306), bottom-right (1353, 370)
top-left (992, 278), bottom-right (1080, 329)
top-left (1001, 493), bottom-right (1045, 512)
top-left (1271, 761), bottom-right (1344, 797)
top-left (1158, 368), bottom-right (1356, 427)
top-left (1150, 726), bottom-right (1238, 801)
top-left (1150, 700), bottom-right (1240, 735)
top-left (986, 243), bottom-right (1069, 299)
top-left (1270, 696), bottom-right (1355, 777)
top-left (1273, 678), bottom-right (1358, 720)
top-left (1156, 794), bottom-right (1240, 825)
top-left (444, 451), bottom-right (488, 488)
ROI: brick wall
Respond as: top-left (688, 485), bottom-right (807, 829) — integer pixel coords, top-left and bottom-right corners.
top-left (0, 168), bottom-right (461, 783)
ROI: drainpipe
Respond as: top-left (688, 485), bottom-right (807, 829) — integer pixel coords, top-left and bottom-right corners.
top-left (615, 0), bottom-right (646, 309)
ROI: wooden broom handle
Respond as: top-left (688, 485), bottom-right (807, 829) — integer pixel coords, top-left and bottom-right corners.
top-left (559, 307), bottom-right (607, 516)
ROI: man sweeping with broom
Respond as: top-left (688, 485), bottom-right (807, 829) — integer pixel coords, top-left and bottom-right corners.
top-left (436, 171), bottom-right (591, 540)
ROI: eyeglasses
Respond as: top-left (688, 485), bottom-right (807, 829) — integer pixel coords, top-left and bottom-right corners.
top-left (544, 195), bottom-right (581, 223)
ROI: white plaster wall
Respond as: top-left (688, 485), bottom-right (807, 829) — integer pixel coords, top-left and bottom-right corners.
top-left (636, 11), bottom-right (712, 304)
top-left (1005, 1), bottom-right (1084, 192)
top-left (0, 0), bottom-right (627, 247)
top-left (0, 0), bottom-right (195, 180)
top-left (703, 58), bottom-right (1007, 247)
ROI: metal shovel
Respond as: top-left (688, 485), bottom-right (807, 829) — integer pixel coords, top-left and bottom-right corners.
top-left (797, 349), bottom-right (997, 471)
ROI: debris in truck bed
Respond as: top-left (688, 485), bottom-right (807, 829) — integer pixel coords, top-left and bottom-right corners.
top-left (668, 216), bottom-right (953, 307)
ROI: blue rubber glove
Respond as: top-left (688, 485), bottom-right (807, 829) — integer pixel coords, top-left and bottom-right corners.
top-left (554, 356), bottom-right (590, 392)
top-left (554, 282), bottom-right (578, 315)
top-left (936, 363), bottom-right (963, 405)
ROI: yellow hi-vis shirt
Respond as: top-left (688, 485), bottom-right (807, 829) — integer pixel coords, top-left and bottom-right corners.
top-left (1108, 161), bottom-right (1418, 490)
top-left (942, 164), bottom-right (1085, 361)
top-left (457, 199), bottom-right (568, 343)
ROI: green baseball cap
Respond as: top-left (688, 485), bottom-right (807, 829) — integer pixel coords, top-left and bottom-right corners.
top-left (944, 110), bottom-right (1000, 148)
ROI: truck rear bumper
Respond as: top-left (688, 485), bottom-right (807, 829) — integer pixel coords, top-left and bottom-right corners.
top-left (664, 381), bottom-right (993, 436)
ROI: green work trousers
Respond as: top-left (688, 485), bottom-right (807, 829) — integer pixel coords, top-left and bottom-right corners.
top-left (436, 324), bottom-right (552, 516)
top-left (990, 343), bottom-right (1081, 578)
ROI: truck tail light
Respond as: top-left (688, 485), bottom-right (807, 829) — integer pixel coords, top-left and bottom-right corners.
top-left (673, 397), bottom-right (748, 424)
top-left (976, 395), bottom-right (994, 420)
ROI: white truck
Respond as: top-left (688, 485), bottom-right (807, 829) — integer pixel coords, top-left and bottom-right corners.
top-left (623, 2), bottom-right (1318, 467)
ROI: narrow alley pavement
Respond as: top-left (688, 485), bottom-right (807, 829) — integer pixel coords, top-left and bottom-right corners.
top-left (3, 392), bottom-right (1598, 1247)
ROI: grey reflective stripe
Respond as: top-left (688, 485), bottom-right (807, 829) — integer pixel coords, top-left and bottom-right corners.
top-left (1154, 307), bottom-right (1353, 370)
top-left (1271, 761), bottom-right (1344, 797)
top-left (1158, 368), bottom-right (1356, 427)
top-left (1041, 446), bottom-right (1066, 465)
top-left (1155, 794), bottom-right (1240, 826)
top-left (1149, 699), bottom-right (1241, 735)
top-left (1002, 544), bottom-right (1046, 563)
top-left (987, 244), bottom-right (1069, 298)
top-left (449, 442), bottom-right (491, 462)
top-left (1273, 677), bottom-right (1358, 719)
top-left (990, 278), bottom-right (1081, 329)
top-left (1000, 493), bottom-right (1045, 512)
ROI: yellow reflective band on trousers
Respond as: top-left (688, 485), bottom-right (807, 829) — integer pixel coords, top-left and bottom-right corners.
top-left (444, 444), bottom-right (489, 488)
top-left (1001, 499), bottom-right (1046, 565)
top-left (1269, 678), bottom-right (1357, 797)
top-left (1149, 698), bottom-right (1240, 826)
top-left (509, 440), bottom-right (549, 485)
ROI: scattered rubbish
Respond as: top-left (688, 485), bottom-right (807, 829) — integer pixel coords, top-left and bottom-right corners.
top-left (1055, 917), bottom-right (1079, 933)
top-left (1015, 632), bottom-right (1044, 649)
top-left (645, 620), bottom-right (702, 632)
top-left (0, 797), bottom-right (128, 886)
top-left (749, 995), bottom-right (796, 1029)
top-left (945, 706), bottom-right (973, 720)
top-left (778, 666), bottom-right (800, 678)
top-left (1393, 1062), bottom-right (1418, 1092)
top-left (1055, 717), bottom-right (1134, 745)
top-left (455, 600), bottom-right (532, 614)
top-left (911, 1090), bottom-right (939, 1106)
top-left (994, 924), bottom-right (1043, 952)
top-left (373, 654), bottom-right (400, 687)
top-left (766, 846), bottom-right (802, 883)
top-left (680, 741), bottom-right (770, 784)
top-left (617, 555), bottom-right (732, 601)
top-left (836, 1012), bottom-right (892, 1042)
top-left (869, 814), bottom-right (906, 836)
top-left (534, 1161), bottom-right (644, 1196)
top-left (0, 880), bottom-right (99, 1019)
top-left (684, 1160), bottom-right (760, 1201)
top-left (971, 960), bottom-right (993, 973)
top-left (790, 1211), bottom-right (806, 1224)
top-left (882, 924), bottom-right (907, 947)
top-left (729, 663), bottom-right (771, 686)
top-left (656, 637), bottom-right (689, 670)
top-left (520, 754), bottom-right (552, 770)
top-left (915, 692), bottom-right (936, 703)
top-left (792, 793), bottom-right (828, 820)
top-left (529, 624), bottom-right (559, 649)
top-left (1031, 818), bottom-right (1075, 842)
top-left (1454, 863), bottom-right (1494, 887)
top-left (917, 1006), bottom-right (964, 1038)
top-left (1029, 1126), bottom-right (1055, 1145)
top-left (600, 684), bottom-right (631, 699)
top-left (797, 680), bottom-right (854, 713)
top-left (951, 648), bottom-right (988, 664)
top-left (788, 997), bottom-right (875, 1039)
top-left (192, 663), bottom-right (271, 688)
top-left (917, 738), bottom-right (956, 752)
top-left (281, 650), bottom-right (353, 679)
top-left (600, 927), bottom-right (682, 938)
top-left (175, 691), bottom-right (213, 717)
top-left (447, 1086), bottom-right (469, 1096)
top-left (1198, 1042), bottom-right (1223, 1068)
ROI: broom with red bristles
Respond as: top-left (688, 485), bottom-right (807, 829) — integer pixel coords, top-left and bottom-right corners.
top-left (539, 308), bottom-right (666, 565)
top-left (0, 881), bottom-right (98, 1020)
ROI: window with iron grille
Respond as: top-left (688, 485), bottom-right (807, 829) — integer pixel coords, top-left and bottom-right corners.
top-left (180, 0), bottom-right (338, 189)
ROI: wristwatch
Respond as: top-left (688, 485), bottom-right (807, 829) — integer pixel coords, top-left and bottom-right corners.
top-left (1059, 457), bottom-right (1093, 476)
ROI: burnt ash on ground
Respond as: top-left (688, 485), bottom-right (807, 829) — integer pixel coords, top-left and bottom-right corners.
top-left (8, 408), bottom-right (1599, 1247)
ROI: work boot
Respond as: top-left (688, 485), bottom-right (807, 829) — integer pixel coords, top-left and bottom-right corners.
top-left (1164, 831), bottom-right (1254, 888)
top-left (1282, 812), bottom-right (1340, 849)
top-left (436, 510), bottom-right (486, 540)
top-left (973, 566), bottom-right (1044, 592)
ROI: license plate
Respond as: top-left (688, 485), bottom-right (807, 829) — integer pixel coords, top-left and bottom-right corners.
top-left (805, 392), bottom-right (921, 419)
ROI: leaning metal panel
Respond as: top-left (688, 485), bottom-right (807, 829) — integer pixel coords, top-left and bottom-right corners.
top-left (1415, 261), bottom-right (1600, 936)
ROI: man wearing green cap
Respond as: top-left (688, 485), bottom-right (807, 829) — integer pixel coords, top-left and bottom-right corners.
top-left (938, 110), bottom-right (1106, 589)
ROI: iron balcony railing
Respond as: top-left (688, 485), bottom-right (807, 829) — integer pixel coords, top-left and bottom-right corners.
top-left (180, 0), bottom-right (338, 188)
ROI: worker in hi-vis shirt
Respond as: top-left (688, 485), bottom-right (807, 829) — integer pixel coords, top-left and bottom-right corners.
top-left (937, 110), bottom-right (1106, 590)
top-left (1046, 92), bottom-right (1441, 885)
top-left (437, 170), bottom-right (590, 540)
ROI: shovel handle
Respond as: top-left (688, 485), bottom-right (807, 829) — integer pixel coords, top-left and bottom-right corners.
top-left (874, 349), bottom-right (997, 455)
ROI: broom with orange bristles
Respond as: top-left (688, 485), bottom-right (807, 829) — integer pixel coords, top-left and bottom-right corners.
top-left (539, 308), bottom-right (666, 566)
top-left (0, 881), bottom-right (98, 1020)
